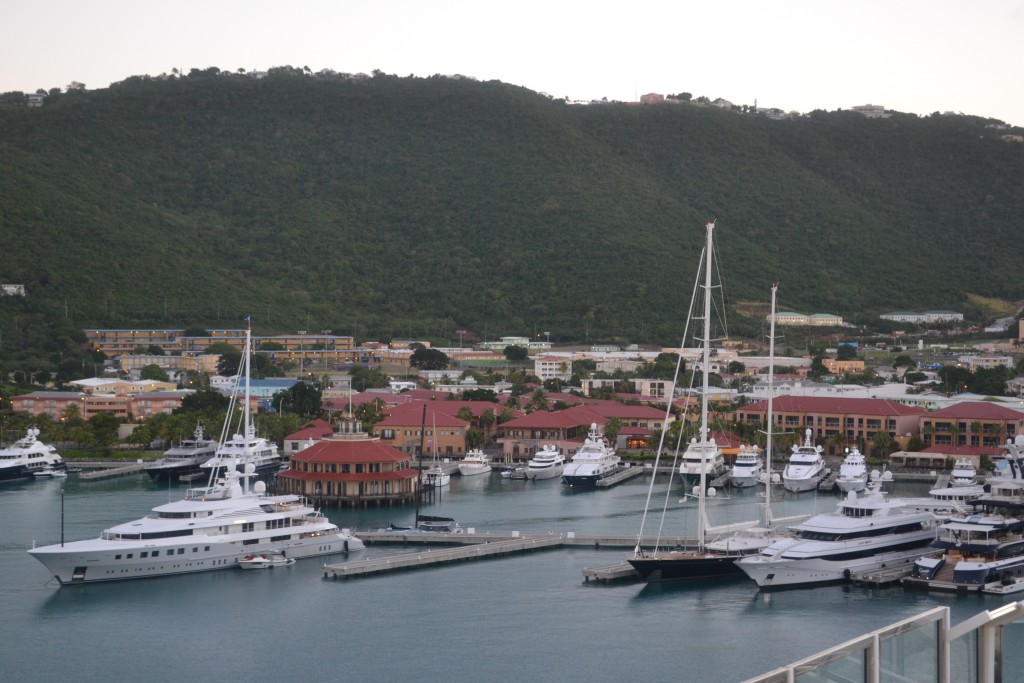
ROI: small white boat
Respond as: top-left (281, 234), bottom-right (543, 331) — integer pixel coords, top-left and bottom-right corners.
top-left (33, 466), bottom-right (68, 479)
top-left (835, 447), bottom-right (868, 493)
top-left (238, 551), bottom-right (295, 569)
top-left (421, 466), bottom-right (451, 488)
top-left (458, 449), bottom-right (492, 476)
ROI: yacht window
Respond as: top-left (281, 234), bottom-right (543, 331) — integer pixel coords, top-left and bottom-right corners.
top-left (178, 548), bottom-right (185, 555)
top-left (152, 550), bottom-right (159, 557)
top-left (141, 552), bottom-right (149, 558)
top-left (115, 554), bottom-right (122, 560)
top-left (192, 548), bottom-right (199, 553)
top-left (127, 554), bottom-right (133, 559)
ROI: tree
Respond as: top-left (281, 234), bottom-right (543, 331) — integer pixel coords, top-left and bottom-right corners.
top-left (284, 381), bottom-right (323, 416)
top-left (871, 430), bottom-right (894, 458)
top-left (461, 388), bottom-right (499, 403)
top-left (604, 417), bottom-right (623, 443)
top-left (177, 389), bottom-right (229, 414)
top-left (503, 345), bottom-right (528, 362)
top-left (409, 344), bottom-right (450, 370)
top-left (140, 364), bottom-right (169, 382)
top-left (727, 360), bottom-right (746, 374)
top-left (836, 344), bottom-right (858, 361)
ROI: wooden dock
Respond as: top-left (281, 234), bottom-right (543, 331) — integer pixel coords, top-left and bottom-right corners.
top-left (323, 536), bottom-right (563, 579)
top-left (355, 530), bottom-right (692, 549)
top-left (596, 466), bottom-right (645, 488)
top-left (79, 463), bottom-right (145, 480)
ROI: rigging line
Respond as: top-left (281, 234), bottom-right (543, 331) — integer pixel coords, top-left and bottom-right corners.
top-left (633, 239), bottom-right (705, 555)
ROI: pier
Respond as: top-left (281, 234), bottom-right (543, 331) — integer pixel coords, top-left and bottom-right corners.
top-left (324, 530), bottom-right (693, 580)
top-left (78, 462), bottom-right (146, 480)
top-left (582, 562), bottom-right (640, 583)
top-left (596, 466), bottom-right (644, 488)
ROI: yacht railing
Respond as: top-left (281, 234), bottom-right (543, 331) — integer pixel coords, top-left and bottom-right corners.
top-left (743, 601), bottom-right (1024, 683)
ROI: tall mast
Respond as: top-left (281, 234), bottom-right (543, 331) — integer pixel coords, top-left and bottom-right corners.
top-left (243, 319), bottom-right (252, 495)
top-left (765, 284), bottom-right (777, 527)
top-left (697, 221), bottom-right (715, 551)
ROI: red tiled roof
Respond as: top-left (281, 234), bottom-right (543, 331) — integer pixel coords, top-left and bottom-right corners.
top-left (619, 427), bottom-right (653, 436)
top-left (375, 404), bottom-right (469, 428)
top-left (928, 401), bottom-right (1024, 421)
top-left (741, 396), bottom-right (926, 416)
top-left (290, 439), bottom-right (411, 464)
top-left (278, 469), bottom-right (417, 482)
top-left (284, 418), bottom-right (334, 441)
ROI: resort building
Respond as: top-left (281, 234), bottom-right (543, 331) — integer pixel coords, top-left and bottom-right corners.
top-left (735, 396), bottom-right (926, 456)
top-left (372, 404), bottom-right (470, 458)
top-left (496, 403), bottom-right (664, 460)
top-left (919, 401), bottom-right (1024, 448)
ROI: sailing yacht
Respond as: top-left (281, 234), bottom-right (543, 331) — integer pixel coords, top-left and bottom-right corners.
top-left (421, 416), bottom-right (450, 488)
top-left (629, 221), bottom-right (756, 582)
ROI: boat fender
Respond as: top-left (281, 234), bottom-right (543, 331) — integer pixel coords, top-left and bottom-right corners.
top-left (843, 568), bottom-right (852, 580)
top-left (343, 540), bottom-right (349, 552)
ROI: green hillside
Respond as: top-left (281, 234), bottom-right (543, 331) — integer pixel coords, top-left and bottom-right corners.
top-left (1, 69), bottom-right (1022, 374)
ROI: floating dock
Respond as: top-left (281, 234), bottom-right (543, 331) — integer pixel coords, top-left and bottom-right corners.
top-left (323, 536), bottom-right (563, 579)
top-left (596, 466), bottom-right (644, 488)
top-left (582, 562), bottom-right (640, 583)
top-left (78, 463), bottom-right (145, 480)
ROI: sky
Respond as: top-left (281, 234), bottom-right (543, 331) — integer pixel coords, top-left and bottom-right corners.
top-left (3, 1), bottom-right (1023, 126)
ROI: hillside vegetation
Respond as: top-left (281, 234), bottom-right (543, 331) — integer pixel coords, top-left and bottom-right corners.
top-left (1, 70), bottom-right (1022, 374)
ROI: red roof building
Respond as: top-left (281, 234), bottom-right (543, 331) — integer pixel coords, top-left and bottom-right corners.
top-left (920, 402), bottom-right (1024, 448)
top-left (283, 419), bottom-right (335, 457)
top-left (277, 421), bottom-right (419, 507)
top-left (736, 396), bottom-right (926, 456)
top-left (373, 404), bottom-right (470, 458)
top-left (497, 403), bottom-right (665, 459)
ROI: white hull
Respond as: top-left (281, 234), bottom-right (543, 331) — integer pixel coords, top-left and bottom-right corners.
top-left (730, 472), bottom-right (761, 488)
top-left (836, 476), bottom-right (868, 493)
top-left (29, 529), bottom-right (362, 585)
top-left (525, 465), bottom-right (564, 480)
top-left (457, 463), bottom-right (491, 476)
top-left (783, 467), bottom-right (826, 492)
top-left (738, 545), bottom-right (935, 588)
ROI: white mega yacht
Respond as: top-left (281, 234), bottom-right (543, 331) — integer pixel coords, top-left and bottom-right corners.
top-left (782, 429), bottom-right (827, 493)
top-left (729, 444), bottom-right (763, 489)
top-left (0, 427), bottom-right (66, 482)
top-left (457, 449), bottom-right (492, 476)
top-left (525, 444), bottom-right (566, 480)
top-left (736, 486), bottom-right (941, 588)
top-left (561, 424), bottom-right (622, 488)
top-left (835, 446), bottom-right (868, 493)
top-left (29, 464), bottom-right (362, 584)
top-left (145, 421), bottom-right (218, 482)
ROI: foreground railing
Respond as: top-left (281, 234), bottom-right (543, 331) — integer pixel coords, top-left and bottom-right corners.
top-left (744, 600), bottom-right (1024, 683)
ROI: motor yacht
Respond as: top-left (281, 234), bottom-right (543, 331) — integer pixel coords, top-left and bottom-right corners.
top-left (561, 424), bottom-right (622, 488)
top-left (0, 428), bottom-right (66, 482)
top-left (145, 421), bottom-right (218, 482)
top-left (835, 447), bottom-right (868, 493)
top-left (525, 444), bottom-right (566, 480)
top-left (729, 444), bottom-right (763, 489)
top-left (457, 449), bottom-right (492, 476)
top-left (782, 429), bottom-right (827, 493)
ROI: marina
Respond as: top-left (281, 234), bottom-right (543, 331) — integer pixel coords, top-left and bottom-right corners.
top-left (6, 465), bottom-right (1024, 681)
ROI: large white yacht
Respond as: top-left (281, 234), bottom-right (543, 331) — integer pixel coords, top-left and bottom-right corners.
top-left (949, 457), bottom-right (978, 486)
top-left (525, 444), bottom-right (566, 480)
top-left (28, 464), bottom-right (362, 584)
top-left (200, 427), bottom-right (282, 477)
top-left (729, 444), bottom-right (763, 489)
top-left (835, 446), bottom-right (869, 493)
top-left (782, 429), bottom-right (827, 493)
top-left (145, 422), bottom-right (218, 482)
top-left (736, 486), bottom-right (941, 588)
top-left (457, 449), bottom-right (492, 476)
top-left (561, 424), bottom-right (622, 488)
top-left (678, 431), bottom-right (726, 488)
top-left (0, 428), bottom-right (66, 482)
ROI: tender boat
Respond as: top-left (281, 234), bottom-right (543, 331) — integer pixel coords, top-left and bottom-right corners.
top-left (457, 449), bottom-right (492, 476)
top-left (0, 427), bottom-right (67, 482)
top-left (525, 445), bottom-right (566, 480)
top-left (238, 551), bottom-right (295, 569)
top-left (32, 466), bottom-right (68, 479)
top-left (145, 421), bottom-right (218, 482)
top-left (27, 325), bottom-right (363, 585)
top-left (561, 423), bottom-right (622, 488)
top-left (421, 465), bottom-right (451, 488)
top-left (737, 485), bottom-right (942, 588)
top-left (729, 444), bottom-right (763, 489)
top-left (835, 447), bottom-right (868, 493)
top-left (782, 429), bottom-right (827, 493)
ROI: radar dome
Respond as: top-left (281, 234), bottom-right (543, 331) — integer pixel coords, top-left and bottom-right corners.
top-left (245, 463), bottom-right (256, 474)
top-left (253, 481), bottom-right (266, 494)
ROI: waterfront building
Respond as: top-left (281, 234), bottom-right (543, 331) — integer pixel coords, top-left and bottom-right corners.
top-left (497, 403), bottom-right (664, 459)
top-left (277, 418), bottom-right (419, 507)
top-left (373, 404), bottom-right (469, 457)
top-left (920, 401), bottom-right (1024, 448)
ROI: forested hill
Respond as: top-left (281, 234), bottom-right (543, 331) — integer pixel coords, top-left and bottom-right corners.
top-left (1, 70), bottom-right (1022, 360)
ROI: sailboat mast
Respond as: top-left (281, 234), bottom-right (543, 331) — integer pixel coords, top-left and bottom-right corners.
top-left (697, 221), bottom-right (715, 550)
top-left (765, 284), bottom-right (778, 526)
top-left (242, 321), bottom-right (252, 495)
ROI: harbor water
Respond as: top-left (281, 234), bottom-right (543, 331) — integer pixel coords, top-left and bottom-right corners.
top-left (3, 471), bottom-right (1023, 682)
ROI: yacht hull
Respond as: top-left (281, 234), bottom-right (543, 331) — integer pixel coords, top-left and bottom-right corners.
top-left (738, 545), bottom-right (935, 588)
top-left (629, 552), bottom-right (745, 582)
top-left (526, 466), bottom-right (564, 480)
top-left (730, 474), bottom-right (761, 488)
top-left (29, 531), bottom-right (363, 585)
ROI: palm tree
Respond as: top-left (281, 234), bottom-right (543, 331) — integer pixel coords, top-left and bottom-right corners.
top-left (969, 421), bottom-right (983, 447)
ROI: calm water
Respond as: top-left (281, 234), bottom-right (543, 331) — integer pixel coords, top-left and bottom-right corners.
top-left (3, 472), bottom-right (1022, 682)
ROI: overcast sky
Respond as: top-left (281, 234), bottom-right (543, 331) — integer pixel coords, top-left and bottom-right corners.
top-left (3, 1), bottom-right (1022, 126)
